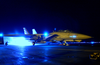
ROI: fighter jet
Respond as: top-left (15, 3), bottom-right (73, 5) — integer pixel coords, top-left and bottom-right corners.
top-left (17, 28), bottom-right (93, 46)
top-left (45, 30), bottom-right (92, 46)
top-left (2, 28), bottom-right (92, 46)
top-left (23, 28), bottom-right (92, 46)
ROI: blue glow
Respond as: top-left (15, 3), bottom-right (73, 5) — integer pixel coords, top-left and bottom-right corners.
top-left (70, 35), bottom-right (76, 38)
top-left (15, 30), bottom-right (19, 34)
top-left (70, 36), bottom-right (72, 37)
top-left (44, 59), bottom-right (48, 62)
top-left (91, 41), bottom-right (94, 44)
top-left (54, 28), bottom-right (56, 31)
top-left (22, 57), bottom-right (28, 58)
top-left (44, 32), bottom-right (48, 37)
top-left (73, 35), bottom-right (76, 38)
top-left (0, 33), bottom-right (3, 37)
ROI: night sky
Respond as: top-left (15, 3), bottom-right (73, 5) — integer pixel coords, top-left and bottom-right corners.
top-left (0, 0), bottom-right (100, 41)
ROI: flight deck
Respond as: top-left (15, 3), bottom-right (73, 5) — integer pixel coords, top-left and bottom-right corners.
top-left (0, 43), bottom-right (100, 65)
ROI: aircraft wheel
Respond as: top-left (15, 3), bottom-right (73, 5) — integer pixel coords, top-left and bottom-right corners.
top-left (5, 42), bottom-right (8, 46)
top-left (63, 43), bottom-right (66, 46)
top-left (63, 43), bottom-right (69, 46)
top-left (32, 42), bottom-right (35, 46)
top-left (66, 43), bottom-right (69, 46)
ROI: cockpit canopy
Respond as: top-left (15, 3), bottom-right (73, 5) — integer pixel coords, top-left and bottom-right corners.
top-left (58, 30), bottom-right (74, 33)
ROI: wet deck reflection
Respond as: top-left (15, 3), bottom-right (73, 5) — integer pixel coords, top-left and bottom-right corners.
top-left (0, 44), bottom-right (100, 65)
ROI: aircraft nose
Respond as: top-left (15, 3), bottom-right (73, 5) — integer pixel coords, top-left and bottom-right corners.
top-left (86, 35), bottom-right (92, 38)
top-left (78, 34), bottom-right (92, 39)
top-left (82, 35), bottom-right (92, 39)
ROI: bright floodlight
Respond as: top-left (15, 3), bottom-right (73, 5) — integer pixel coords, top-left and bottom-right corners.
top-left (44, 32), bottom-right (48, 37)
top-left (0, 33), bottom-right (3, 37)
top-left (91, 41), bottom-right (94, 44)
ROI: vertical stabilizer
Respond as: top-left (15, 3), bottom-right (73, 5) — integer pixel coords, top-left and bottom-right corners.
top-left (23, 27), bottom-right (30, 34)
top-left (32, 29), bottom-right (37, 34)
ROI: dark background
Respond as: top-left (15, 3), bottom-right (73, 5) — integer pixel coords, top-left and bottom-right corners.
top-left (0, 0), bottom-right (100, 41)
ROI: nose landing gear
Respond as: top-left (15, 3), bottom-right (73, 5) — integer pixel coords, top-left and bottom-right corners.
top-left (5, 41), bottom-right (8, 46)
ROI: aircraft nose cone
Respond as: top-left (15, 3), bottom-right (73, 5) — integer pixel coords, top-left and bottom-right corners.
top-left (78, 34), bottom-right (92, 39)
top-left (86, 36), bottom-right (92, 38)
top-left (83, 35), bottom-right (92, 39)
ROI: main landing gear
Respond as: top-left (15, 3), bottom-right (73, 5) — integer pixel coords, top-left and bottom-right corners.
top-left (5, 41), bottom-right (8, 46)
top-left (32, 42), bottom-right (35, 46)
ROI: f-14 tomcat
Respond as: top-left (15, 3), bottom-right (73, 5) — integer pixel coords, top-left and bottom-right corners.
top-left (45, 30), bottom-right (92, 45)
top-left (3, 28), bottom-right (92, 46)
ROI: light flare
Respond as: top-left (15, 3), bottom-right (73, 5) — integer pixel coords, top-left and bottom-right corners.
top-left (8, 37), bottom-right (32, 46)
